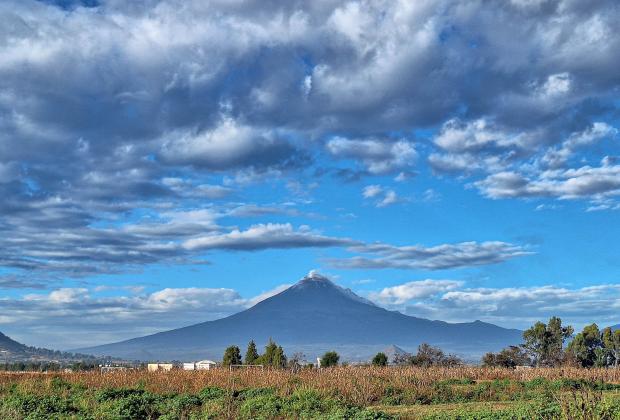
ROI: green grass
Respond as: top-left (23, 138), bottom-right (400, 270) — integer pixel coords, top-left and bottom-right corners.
top-left (0, 381), bottom-right (392, 419)
top-left (2, 375), bottom-right (620, 419)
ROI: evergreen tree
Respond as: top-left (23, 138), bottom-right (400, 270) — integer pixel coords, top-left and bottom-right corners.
top-left (261, 338), bottom-right (278, 366)
top-left (273, 345), bottom-right (287, 368)
top-left (244, 340), bottom-right (259, 365)
top-left (253, 339), bottom-right (287, 368)
top-left (222, 345), bottom-right (242, 367)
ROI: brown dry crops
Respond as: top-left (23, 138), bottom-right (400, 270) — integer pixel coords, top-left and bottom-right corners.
top-left (2, 367), bottom-right (620, 406)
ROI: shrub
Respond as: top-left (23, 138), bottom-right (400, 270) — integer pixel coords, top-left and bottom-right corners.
top-left (237, 387), bottom-right (276, 400)
top-left (238, 394), bottom-right (284, 419)
top-left (199, 386), bottom-right (226, 401)
top-left (320, 351), bottom-right (340, 368)
top-left (104, 392), bottom-right (162, 419)
top-left (3, 394), bottom-right (79, 418)
top-left (96, 387), bottom-right (147, 402)
top-left (372, 353), bottom-right (388, 367)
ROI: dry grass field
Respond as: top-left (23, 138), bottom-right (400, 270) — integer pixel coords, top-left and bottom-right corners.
top-left (2, 367), bottom-right (620, 418)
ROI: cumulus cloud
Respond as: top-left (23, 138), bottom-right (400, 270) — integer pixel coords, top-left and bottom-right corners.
top-left (539, 122), bottom-right (617, 169)
top-left (329, 241), bottom-right (531, 271)
top-left (159, 116), bottom-right (302, 170)
top-left (475, 161), bottom-right (620, 200)
top-left (433, 119), bottom-right (530, 154)
top-left (370, 279), bottom-right (463, 305)
top-left (327, 137), bottom-right (417, 174)
top-left (372, 281), bottom-right (620, 330)
top-left (432, 119), bottom-right (620, 206)
top-left (1, 0), bottom-right (620, 289)
top-left (362, 185), bottom-right (401, 207)
top-left (0, 283), bottom-right (288, 349)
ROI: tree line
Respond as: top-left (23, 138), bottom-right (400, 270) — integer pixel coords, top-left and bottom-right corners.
top-left (222, 339), bottom-right (288, 368)
top-left (483, 317), bottom-right (620, 368)
top-left (222, 340), bottom-right (462, 369)
top-left (222, 339), bottom-right (345, 369)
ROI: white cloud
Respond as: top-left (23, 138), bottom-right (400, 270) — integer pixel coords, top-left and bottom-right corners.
top-left (476, 162), bottom-right (620, 200)
top-left (369, 280), bottom-right (620, 330)
top-left (377, 190), bottom-right (399, 207)
top-left (0, 283), bottom-right (289, 349)
top-left (371, 279), bottom-right (463, 304)
top-left (538, 72), bottom-right (572, 98)
top-left (432, 117), bottom-right (620, 208)
top-left (159, 116), bottom-right (297, 170)
top-left (161, 177), bottom-right (233, 199)
top-left (433, 118), bottom-right (531, 153)
top-left (329, 241), bottom-right (531, 270)
top-left (362, 185), bottom-right (400, 207)
top-left (540, 122), bottom-right (617, 168)
top-left (363, 185), bottom-right (383, 199)
top-left (183, 223), bottom-right (354, 251)
top-left (327, 137), bottom-right (417, 174)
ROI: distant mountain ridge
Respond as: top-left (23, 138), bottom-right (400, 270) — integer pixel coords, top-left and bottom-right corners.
top-left (0, 331), bottom-right (96, 363)
top-left (77, 272), bottom-right (523, 361)
top-left (0, 331), bottom-right (29, 354)
top-left (382, 344), bottom-right (411, 364)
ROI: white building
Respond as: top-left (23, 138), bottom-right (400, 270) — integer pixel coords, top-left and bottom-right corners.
top-left (182, 360), bottom-right (217, 370)
top-left (196, 360), bottom-right (217, 370)
top-left (147, 363), bottom-right (174, 372)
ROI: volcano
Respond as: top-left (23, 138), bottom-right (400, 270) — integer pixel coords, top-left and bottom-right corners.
top-left (77, 272), bottom-right (522, 361)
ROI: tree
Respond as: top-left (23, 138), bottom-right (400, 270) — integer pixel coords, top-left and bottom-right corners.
top-left (222, 345), bottom-right (242, 367)
top-left (244, 340), bottom-right (259, 365)
top-left (372, 352), bottom-right (388, 366)
top-left (567, 324), bottom-right (602, 367)
top-left (602, 327), bottom-right (620, 367)
top-left (412, 343), bottom-right (444, 367)
top-left (320, 351), bottom-right (339, 367)
top-left (482, 346), bottom-right (531, 368)
top-left (288, 352), bottom-right (306, 372)
top-left (255, 339), bottom-right (287, 368)
top-left (546, 316), bottom-right (574, 366)
top-left (522, 321), bottom-right (546, 367)
top-left (522, 317), bottom-right (573, 367)
top-left (408, 343), bottom-right (462, 367)
top-left (272, 345), bottom-right (287, 368)
top-left (259, 339), bottom-right (278, 366)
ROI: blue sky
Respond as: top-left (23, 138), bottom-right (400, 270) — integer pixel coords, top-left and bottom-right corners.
top-left (1, 0), bottom-right (619, 349)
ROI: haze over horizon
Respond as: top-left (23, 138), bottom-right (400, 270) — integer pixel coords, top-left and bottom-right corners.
top-left (1, 0), bottom-right (619, 350)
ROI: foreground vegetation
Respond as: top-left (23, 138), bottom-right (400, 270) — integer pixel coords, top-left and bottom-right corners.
top-left (2, 367), bottom-right (620, 419)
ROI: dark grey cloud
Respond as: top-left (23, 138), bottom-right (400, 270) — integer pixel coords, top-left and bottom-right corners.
top-left (1, 0), bottom-right (619, 287)
top-left (329, 241), bottom-right (532, 271)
